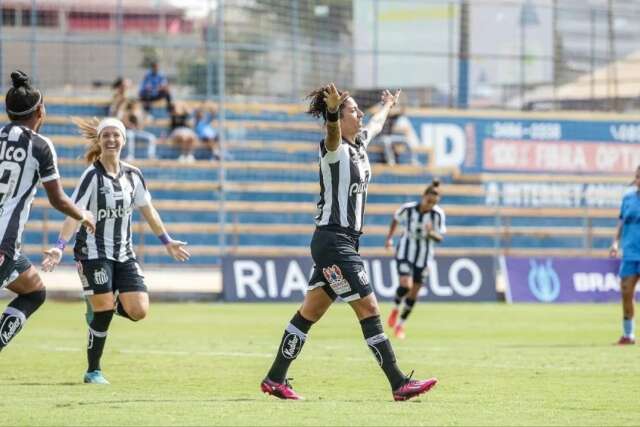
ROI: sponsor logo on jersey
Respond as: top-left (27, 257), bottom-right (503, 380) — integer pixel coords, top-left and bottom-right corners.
top-left (349, 181), bottom-right (368, 196)
top-left (93, 268), bottom-right (109, 286)
top-left (322, 264), bottom-right (351, 295)
top-left (0, 141), bottom-right (26, 162)
top-left (96, 206), bottom-right (133, 221)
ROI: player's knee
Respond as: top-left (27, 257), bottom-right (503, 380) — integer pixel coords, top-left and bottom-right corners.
top-left (127, 306), bottom-right (147, 321)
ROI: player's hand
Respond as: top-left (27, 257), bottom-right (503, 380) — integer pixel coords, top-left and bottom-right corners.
top-left (41, 247), bottom-right (62, 272)
top-left (81, 210), bottom-right (96, 234)
top-left (385, 238), bottom-right (393, 250)
top-left (165, 239), bottom-right (190, 262)
top-left (324, 83), bottom-right (350, 113)
top-left (609, 242), bottom-right (619, 258)
top-left (381, 89), bottom-right (401, 107)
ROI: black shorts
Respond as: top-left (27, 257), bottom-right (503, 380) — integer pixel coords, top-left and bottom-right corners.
top-left (0, 254), bottom-right (32, 290)
top-left (396, 260), bottom-right (427, 285)
top-left (77, 259), bottom-right (147, 297)
top-left (308, 229), bottom-right (373, 302)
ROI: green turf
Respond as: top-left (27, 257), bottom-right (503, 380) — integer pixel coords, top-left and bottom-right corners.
top-left (0, 301), bottom-right (638, 426)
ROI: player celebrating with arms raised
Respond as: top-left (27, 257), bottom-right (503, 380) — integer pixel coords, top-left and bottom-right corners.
top-left (42, 117), bottom-right (189, 383)
top-left (260, 84), bottom-right (438, 401)
top-left (0, 71), bottom-right (95, 353)
top-left (386, 180), bottom-right (446, 339)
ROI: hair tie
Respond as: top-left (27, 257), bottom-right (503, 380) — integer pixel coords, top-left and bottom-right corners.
top-left (6, 91), bottom-right (42, 116)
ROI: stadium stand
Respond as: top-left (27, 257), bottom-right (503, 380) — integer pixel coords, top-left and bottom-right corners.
top-left (1, 97), bottom-right (621, 266)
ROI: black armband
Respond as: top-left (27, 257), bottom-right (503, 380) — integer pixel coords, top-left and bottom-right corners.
top-left (326, 109), bottom-right (340, 122)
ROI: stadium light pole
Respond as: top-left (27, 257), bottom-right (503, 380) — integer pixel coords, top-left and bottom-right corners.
top-left (290, 0), bottom-right (300, 101)
top-left (30, 0), bottom-right (38, 84)
top-left (456, 0), bottom-right (469, 109)
top-left (216, 0), bottom-right (227, 258)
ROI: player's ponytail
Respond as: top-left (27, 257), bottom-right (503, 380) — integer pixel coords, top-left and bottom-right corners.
top-left (306, 85), bottom-right (346, 123)
top-left (424, 178), bottom-right (441, 196)
top-left (5, 70), bottom-right (43, 121)
top-left (72, 117), bottom-right (102, 164)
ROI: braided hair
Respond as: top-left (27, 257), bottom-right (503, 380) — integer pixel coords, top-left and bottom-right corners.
top-left (5, 70), bottom-right (42, 122)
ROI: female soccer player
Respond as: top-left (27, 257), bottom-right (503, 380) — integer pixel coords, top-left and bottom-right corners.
top-left (260, 84), bottom-right (438, 401)
top-left (609, 165), bottom-right (640, 345)
top-left (41, 117), bottom-right (190, 383)
top-left (385, 180), bottom-right (446, 339)
top-left (0, 70), bottom-right (95, 353)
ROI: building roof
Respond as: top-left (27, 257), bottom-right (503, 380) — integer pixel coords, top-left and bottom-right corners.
top-left (523, 50), bottom-right (640, 105)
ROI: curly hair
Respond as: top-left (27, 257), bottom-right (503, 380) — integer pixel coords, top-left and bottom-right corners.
top-left (306, 85), bottom-right (347, 122)
top-left (71, 116), bottom-right (102, 164)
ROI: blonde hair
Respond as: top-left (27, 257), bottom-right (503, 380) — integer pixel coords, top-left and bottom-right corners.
top-left (72, 116), bottom-right (101, 164)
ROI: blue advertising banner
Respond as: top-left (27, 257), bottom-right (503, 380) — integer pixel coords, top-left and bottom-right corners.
top-left (408, 112), bottom-right (640, 175)
top-left (222, 256), bottom-right (497, 302)
top-left (502, 256), bottom-right (630, 303)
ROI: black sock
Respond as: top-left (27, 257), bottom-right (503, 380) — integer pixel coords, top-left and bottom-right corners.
top-left (267, 311), bottom-right (314, 383)
top-left (0, 289), bottom-right (46, 350)
top-left (393, 287), bottom-right (409, 306)
top-left (360, 315), bottom-right (406, 390)
top-left (400, 298), bottom-right (416, 322)
top-left (87, 310), bottom-right (114, 372)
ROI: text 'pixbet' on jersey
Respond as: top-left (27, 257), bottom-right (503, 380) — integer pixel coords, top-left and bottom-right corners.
top-left (96, 206), bottom-right (133, 222)
top-left (349, 181), bottom-right (368, 196)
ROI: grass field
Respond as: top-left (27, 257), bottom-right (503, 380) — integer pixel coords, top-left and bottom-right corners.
top-left (0, 301), bottom-right (639, 426)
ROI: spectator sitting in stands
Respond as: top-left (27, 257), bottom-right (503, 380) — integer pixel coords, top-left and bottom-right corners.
top-left (118, 99), bottom-right (157, 160)
top-left (108, 77), bottom-right (131, 117)
top-left (194, 103), bottom-right (220, 161)
top-left (169, 102), bottom-right (198, 163)
top-left (138, 62), bottom-right (173, 113)
top-left (370, 103), bottom-right (420, 166)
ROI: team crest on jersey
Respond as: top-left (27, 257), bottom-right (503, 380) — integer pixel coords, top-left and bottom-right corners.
top-left (93, 268), bottom-right (109, 285)
top-left (322, 265), bottom-right (351, 295)
top-left (357, 269), bottom-right (370, 287)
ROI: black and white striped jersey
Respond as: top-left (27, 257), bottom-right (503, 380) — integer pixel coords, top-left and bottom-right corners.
top-left (72, 161), bottom-right (151, 262)
top-left (315, 130), bottom-right (372, 235)
top-left (0, 124), bottom-right (60, 260)
top-left (394, 201), bottom-right (446, 268)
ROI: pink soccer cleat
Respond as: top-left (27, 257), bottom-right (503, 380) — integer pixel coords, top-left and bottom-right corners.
top-left (617, 336), bottom-right (636, 345)
top-left (394, 323), bottom-right (406, 340)
top-left (260, 378), bottom-right (303, 400)
top-left (387, 308), bottom-right (399, 328)
top-left (393, 374), bottom-right (438, 402)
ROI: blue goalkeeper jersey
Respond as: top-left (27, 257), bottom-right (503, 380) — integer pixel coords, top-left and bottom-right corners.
top-left (619, 189), bottom-right (640, 261)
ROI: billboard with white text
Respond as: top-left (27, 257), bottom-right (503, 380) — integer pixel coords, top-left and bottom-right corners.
top-left (222, 256), bottom-right (497, 302)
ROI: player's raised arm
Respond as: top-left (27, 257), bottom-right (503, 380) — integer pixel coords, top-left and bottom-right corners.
top-left (364, 89), bottom-right (401, 140)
